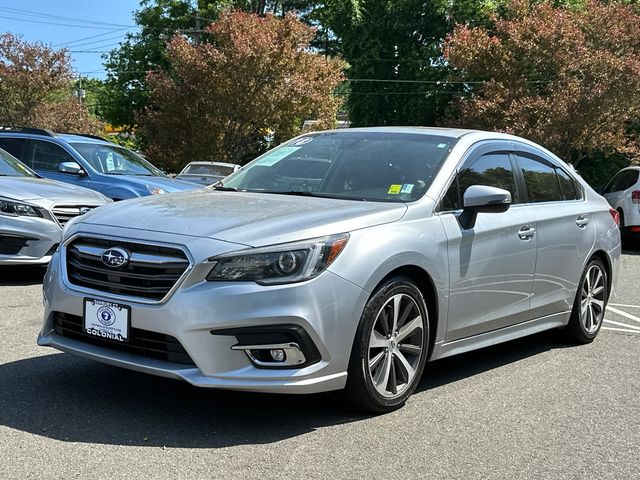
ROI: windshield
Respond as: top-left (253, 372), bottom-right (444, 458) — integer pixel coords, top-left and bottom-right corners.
top-left (0, 148), bottom-right (37, 177)
top-left (220, 132), bottom-right (456, 202)
top-left (71, 143), bottom-right (164, 176)
top-left (184, 164), bottom-right (235, 176)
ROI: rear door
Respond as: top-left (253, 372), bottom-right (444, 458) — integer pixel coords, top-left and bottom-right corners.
top-left (512, 147), bottom-right (595, 319)
top-left (438, 142), bottom-right (537, 341)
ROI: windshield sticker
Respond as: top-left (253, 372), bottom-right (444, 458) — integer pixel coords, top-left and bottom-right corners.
top-left (255, 147), bottom-right (301, 166)
top-left (289, 137), bottom-right (314, 146)
top-left (401, 184), bottom-right (414, 194)
top-left (437, 143), bottom-right (448, 148)
top-left (388, 184), bottom-right (402, 195)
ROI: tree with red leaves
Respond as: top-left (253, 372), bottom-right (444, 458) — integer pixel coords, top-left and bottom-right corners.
top-left (137, 11), bottom-right (344, 171)
top-left (444, 0), bottom-right (640, 166)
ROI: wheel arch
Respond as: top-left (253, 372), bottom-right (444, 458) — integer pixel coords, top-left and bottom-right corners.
top-left (375, 265), bottom-right (439, 360)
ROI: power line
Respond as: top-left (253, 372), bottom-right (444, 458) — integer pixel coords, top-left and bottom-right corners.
top-left (0, 14), bottom-right (130, 30)
top-left (55, 28), bottom-right (130, 47)
top-left (0, 5), bottom-right (135, 28)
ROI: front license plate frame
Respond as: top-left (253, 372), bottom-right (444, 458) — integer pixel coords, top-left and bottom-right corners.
top-left (83, 298), bottom-right (130, 343)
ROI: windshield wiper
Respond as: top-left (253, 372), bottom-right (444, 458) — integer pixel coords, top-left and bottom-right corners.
top-left (211, 184), bottom-right (239, 191)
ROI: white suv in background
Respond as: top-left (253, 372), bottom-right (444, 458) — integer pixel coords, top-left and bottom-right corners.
top-left (603, 167), bottom-right (640, 240)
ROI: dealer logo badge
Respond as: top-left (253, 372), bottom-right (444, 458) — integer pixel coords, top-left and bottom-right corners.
top-left (96, 306), bottom-right (116, 326)
top-left (101, 247), bottom-right (130, 268)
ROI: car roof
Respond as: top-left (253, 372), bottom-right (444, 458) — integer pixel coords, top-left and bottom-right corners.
top-left (186, 161), bottom-right (236, 167)
top-left (0, 127), bottom-right (111, 145)
top-left (311, 126), bottom-right (482, 139)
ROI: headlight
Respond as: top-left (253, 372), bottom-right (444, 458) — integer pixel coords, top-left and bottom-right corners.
top-left (146, 185), bottom-right (167, 195)
top-left (207, 234), bottom-right (349, 285)
top-left (0, 197), bottom-right (43, 217)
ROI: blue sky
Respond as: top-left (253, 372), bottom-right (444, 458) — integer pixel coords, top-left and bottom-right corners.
top-left (0, 1), bottom-right (141, 78)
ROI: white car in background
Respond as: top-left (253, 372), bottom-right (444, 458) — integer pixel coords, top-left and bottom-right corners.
top-left (603, 167), bottom-right (640, 240)
top-left (0, 147), bottom-right (110, 265)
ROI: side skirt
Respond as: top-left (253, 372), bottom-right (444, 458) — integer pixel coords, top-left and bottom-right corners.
top-left (430, 311), bottom-right (571, 361)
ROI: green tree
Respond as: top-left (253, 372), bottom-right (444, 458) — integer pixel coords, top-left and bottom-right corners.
top-left (137, 11), bottom-right (344, 171)
top-left (444, 0), bottom-right (640, 168)
top-left (0, 33), bottom-right (102, 134)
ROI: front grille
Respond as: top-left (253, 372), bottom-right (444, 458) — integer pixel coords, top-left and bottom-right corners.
top-left (0, 235), bottom-right (36, 255)
top-left (51, 205), bottom-right (96, 227)
top-left (53, 312), bottom-right (195, 365)
top-left (66, 237), bottom-right (190, 301)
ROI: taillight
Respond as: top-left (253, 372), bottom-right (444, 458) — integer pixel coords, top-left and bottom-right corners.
top-left (609, 208), bottom-right (620, 226)
top-left (632, 190), bottom-right (640, 204)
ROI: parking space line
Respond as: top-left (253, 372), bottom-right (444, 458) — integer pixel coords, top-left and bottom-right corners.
top-left (606, 306), bottom-right (640, 324)
top-left (609, 303), bottom-right (640, 309)
top-left (603, 319), bottom-right (640, 331)
top-left (602, 326), bottom-right (640, 334)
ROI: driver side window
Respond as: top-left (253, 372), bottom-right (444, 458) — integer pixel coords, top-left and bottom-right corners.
top-left (32, 140), bottom-right (77, 172)
top-left (441, 153), bottom-right (517, 211)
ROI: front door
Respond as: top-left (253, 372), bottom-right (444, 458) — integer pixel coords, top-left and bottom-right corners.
top-left (438, 144), bottom-right (537, 342)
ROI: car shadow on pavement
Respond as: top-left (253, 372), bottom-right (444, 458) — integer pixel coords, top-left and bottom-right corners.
top-left (0, 266), bottom-right (46, 286)
top-left (0, 330), bottom-right (575, 449)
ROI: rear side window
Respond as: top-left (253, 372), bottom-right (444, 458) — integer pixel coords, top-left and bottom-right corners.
top-left (441, 153), bottom-right (517, 210)
top-left (32, 140), bottom-right (77, 171)
top-left (516, 155), bottom-right (563, 203)
top-left (603, 170), bottom-right (639, 193)
top-left (0, 138), bottom-right (28, 162)
top-left (555, 167), bottom-right (581, 201)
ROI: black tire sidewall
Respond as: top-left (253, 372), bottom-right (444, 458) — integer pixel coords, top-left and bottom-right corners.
top-left (347, 276), bottom-right (430, 412)
top-left (569, 258), bottom-right (608, 343)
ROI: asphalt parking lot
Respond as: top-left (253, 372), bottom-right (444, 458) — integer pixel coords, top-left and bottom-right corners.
top-left (1, 245), bottom-right (638, 480)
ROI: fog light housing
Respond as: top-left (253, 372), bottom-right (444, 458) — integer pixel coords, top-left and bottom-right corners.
top-left (269, 349), bottom-right (285, 362)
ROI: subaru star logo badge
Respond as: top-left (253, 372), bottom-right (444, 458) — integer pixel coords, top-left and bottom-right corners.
top-left (101, 247), bottom-right (130, 268)
top-left (79, 207), bottom-right (92, 215)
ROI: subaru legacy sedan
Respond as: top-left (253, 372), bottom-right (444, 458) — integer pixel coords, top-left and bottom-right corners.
top-left (0, 148), bottom-right (109, 265)
top-left (38, 128), bottom-right (620, 412)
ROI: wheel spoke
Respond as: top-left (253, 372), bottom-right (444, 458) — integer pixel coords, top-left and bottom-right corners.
top-left (398, 343), bottom-right (421, 356)
top-left (397, 301), bottom-right (413, 330)
top-left (370, 330), bottom-right (387, 349)
top-left (395, 350), bottom-right (416, 382)
top-left (591, 285), bottom-right (604, 296)
top-left (397, 315), bottom-right (422, 342)
top-left (580, 298), bottom-right (589, 318)
top-left (586, 270), bottom-right (592, 292)
top-left (373, 351), bottom-right (392, 392)
top-left (391, 294), bottom-right (402, 334)
top-left (369, 350), bottom-right (385, 371)
top-left (591, 298), bottom-right (604, 313)
top-left (593, 269), bottom-right (602, 292)
top-left (378, 309), bottom-right (390, 336)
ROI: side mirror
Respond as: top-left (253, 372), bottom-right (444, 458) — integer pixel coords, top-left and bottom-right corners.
top-left (59, 162), bottom-right (85, 176)
top-left (459, 185), bottom-right (511, 230)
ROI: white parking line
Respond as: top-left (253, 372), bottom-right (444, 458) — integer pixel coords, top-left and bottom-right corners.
top-left (602, 326), bottom-right (640, 334)
top-left (603, 319), bottom-right (640, 331)
top-left (609, 303), bottom-right (640, 309)
top-left (606, 306), bottom-right (640, 325)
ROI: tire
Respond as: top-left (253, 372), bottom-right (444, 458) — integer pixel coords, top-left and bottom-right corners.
top-left (566, 258), bottom-right (608, 344)
top-left (345, 276), bottom-right (430, 413)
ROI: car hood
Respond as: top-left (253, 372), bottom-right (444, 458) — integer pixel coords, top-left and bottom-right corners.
top-left (108, 174), bottom-right (203, 192)
top-left (0, 177), bottom-right (108, 206)
top-left (79, 190), bottom-right (407, 247)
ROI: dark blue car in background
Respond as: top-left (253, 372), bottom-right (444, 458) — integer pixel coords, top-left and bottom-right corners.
top-left (0, 127), bottom-right (201, 200)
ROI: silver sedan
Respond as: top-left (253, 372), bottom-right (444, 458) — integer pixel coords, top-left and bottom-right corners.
top-left (38, 127), bottom-right (620, 412)
top-left (0, 148), bottom-right (110, 265)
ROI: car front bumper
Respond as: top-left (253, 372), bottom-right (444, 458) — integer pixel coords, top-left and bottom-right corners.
top-left (0, 215), bottom-right (62, 265)
top-left (38, 238), bottom-right (368, 394)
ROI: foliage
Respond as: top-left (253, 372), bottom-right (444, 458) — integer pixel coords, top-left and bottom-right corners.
top-left (324, 1), bottom-right (450, 127)
top-left (0, 33), bottom-right (102, 134)
top-left (444, 0), bottom-right (640, 166)
top-left (136, 11), bottom-right (344, 171)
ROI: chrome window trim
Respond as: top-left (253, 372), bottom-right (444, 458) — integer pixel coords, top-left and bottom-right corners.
top-left (60, 232), bottom-right (194, 305)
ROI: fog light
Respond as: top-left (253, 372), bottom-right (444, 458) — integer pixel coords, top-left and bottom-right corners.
top-left (269, 349), bottom-right (285, 362)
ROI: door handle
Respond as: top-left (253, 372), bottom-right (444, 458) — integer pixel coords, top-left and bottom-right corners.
top-left (518, 225), bottom-right (536, 240)
top-left (576, 215), bottom-right (589, 228)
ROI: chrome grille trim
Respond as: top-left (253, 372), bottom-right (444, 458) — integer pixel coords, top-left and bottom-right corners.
top-left (61, 233), bottom-right (194, 304)
top-left (51, 205), bottom-right (97, 227)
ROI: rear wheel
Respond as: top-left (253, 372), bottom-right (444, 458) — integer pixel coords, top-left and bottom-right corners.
top-left (566, 258), bottom-right (608, 343)
top-left (345, 276), bottom-right (429, 413)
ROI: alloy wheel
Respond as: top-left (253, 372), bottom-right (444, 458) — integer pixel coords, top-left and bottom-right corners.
top-left (367, 293), bottom-right (424, 398)
top-left (580, 264), bottom-right (606, 334)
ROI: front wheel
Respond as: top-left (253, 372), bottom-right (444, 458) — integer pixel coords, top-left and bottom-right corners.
top-left (345, 276), bottom-right (429, 413)
top-left (566, 258), bottom-right (608, 344)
